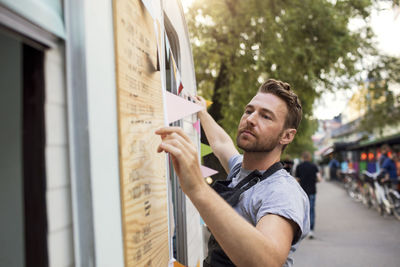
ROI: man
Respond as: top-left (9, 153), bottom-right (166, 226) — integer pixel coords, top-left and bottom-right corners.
top-left (295, 151), bottom-right (322, 239)
top-left (328, 155), bottom-right (340, 181)
top-left (379, 144), bottom-right (398, 191)
top-left (156, 79), bottom-right (309, 266)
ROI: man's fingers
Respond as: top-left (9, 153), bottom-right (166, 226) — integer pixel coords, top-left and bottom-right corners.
top-left (155, 126), bottom-right (181, 135)
top-left (155, 127), bottom-right (192, 143)
top-left (162, 132), bottom-right (197, 154)
top-left (157, 141), bottom-right (182, 158)
top-left (163, 137), bottom-right (197, 157)
top-left (194, 96), bottom-right (207, 107)
top-left (195, 95), bottom-right (205, 101)
top-left (157, 144), bottom-right (181, 173)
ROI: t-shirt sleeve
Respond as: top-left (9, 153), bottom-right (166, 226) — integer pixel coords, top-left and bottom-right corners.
top-left (255, 180), bottom-right (309, 244)
top-left (228, 154), bottom-right (243, 172)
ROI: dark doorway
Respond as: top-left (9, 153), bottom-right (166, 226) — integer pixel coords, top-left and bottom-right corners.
top-left (0, 30), bottom-right (48, 267)
top-left (22, 43), bottom-right (48, 267)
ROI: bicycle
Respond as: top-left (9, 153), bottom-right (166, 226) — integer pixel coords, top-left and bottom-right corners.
top-left (361, 171), bottom-right (377, 209)
top-left (363, 170), bottom-right (400, 220)
top-left (342, 170), bottom-right (364, 202)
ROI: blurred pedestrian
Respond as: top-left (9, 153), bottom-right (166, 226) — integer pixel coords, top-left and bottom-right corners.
top-left (296, 151), bottom-right (322, 239)
top-left (328, 154), bottom-right (340, 181)
top-left (379, 144), bottom-right (398, 191)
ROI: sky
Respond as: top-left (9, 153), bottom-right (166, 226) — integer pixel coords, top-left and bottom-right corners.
top-left (181, 1), bottom-right (400, 120)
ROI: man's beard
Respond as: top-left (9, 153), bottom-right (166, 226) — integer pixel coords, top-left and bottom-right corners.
top-left (236, 129), bottom-right (282, 153)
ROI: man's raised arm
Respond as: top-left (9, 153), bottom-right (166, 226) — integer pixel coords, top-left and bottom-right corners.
top-left (195, 96), bottom-right (239, 173)
top-left (155, 127), bottom-right (296, 267)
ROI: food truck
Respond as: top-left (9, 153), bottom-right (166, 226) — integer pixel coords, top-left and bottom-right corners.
top-left (0, 0), bottom-right (206, 266)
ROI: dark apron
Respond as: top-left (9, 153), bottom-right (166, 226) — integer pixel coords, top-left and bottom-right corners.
top-left (203, 162), bottom-right (283, 267)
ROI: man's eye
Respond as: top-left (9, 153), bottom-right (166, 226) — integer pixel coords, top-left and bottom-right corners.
top-left (263, 115), bottom-right (271, 119)
top-left (245, 110), bottom-right (252, 114)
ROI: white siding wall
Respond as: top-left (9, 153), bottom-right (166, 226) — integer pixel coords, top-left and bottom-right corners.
top-left (44, 46), bottom-right (74, 267)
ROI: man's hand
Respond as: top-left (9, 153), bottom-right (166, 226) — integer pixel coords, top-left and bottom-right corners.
top-left (156, 127), bottom-right (205, 195)
top-left (380, 176), bottom-right (389, 184)
top-left (194, 95), bottom-right (208, 118)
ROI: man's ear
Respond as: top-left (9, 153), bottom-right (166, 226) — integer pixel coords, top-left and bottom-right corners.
top-left (280, 128), bottom-right (296, 145)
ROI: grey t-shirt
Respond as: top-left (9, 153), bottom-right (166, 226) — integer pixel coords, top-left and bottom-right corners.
top-left (228, 155), bottom-right (310, 267)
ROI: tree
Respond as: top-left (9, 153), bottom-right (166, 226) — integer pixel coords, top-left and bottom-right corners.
top-left (359, 55), bottom-right (400, 134)
top-left (188, 0), bottom-right (376, 155)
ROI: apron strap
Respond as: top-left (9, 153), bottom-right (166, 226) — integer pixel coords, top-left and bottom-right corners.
top-left (233, 161), bottom-right (283, 189)
top-left (225, 162), bottom-right (283, 206)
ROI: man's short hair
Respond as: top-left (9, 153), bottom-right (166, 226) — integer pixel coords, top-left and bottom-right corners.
top-left (381, 144), bottom-right (391, 154)
top-left (258, 79), bottom-right (302, 130)
top-left (381, 144), bottom-right (390, 150)
top-left (302, 151), bottom-right (312, 161)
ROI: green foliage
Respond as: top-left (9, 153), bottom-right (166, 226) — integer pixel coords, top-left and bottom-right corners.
top-left (187, 0), bottom-right (378, 157)
top-left (359, 56), bottom-right (400, 133)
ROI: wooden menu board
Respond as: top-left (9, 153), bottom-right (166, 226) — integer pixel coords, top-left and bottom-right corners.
top-left (113, 0), bottom-right (169, 266)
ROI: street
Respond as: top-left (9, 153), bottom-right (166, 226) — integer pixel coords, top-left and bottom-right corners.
top-left (293, 180), bottom-right (400, 267)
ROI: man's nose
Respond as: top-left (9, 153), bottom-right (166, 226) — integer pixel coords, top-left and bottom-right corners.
top-left (246, 112), bottom-right (257, 126)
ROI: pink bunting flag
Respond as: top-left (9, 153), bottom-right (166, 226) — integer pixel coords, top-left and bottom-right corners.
top-left (166, 91), bottom-right (204, 124)
top-left (200, 165), bottom-right (218, 178)
top-left (193, 120), bottom-right (201, 134)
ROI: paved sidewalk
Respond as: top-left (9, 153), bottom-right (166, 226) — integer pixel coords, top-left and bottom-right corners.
top-left (293, 180), bottom-right (400, 267)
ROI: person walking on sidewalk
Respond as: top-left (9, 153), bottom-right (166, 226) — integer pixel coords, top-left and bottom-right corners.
top-left (156, 79), bottom-right (309, 267)
top-left (379, 144), bottom-right (398, 191)
top-left (328, 155), bottom-right (340, 181)
top-left (295, 151), bottom-right (322, 239)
